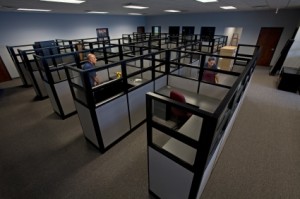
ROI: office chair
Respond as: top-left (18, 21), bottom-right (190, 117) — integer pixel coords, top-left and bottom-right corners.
top-left (170, 90), bottom-right (192, 127)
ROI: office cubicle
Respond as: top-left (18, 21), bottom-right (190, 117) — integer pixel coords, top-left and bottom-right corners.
top-left (18, 45), bottom-right (76, 99)
top-left (146, 45), bottom-right (260, 199)
top-left (34, 44), bottom-right (125, 119)
top-left (6, 44), bottom-right (35, 86)
top-left (65, 51), bottom-right (167, 152)
top-left (199, 35), bottom-right (228, 53)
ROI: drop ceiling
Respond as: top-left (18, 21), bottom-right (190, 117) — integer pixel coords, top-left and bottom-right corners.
top-left (0, 0), bottom-right (300, 15)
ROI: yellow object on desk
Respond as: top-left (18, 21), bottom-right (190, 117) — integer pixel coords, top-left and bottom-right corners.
top-left (116, 72), bottom-right (122, 78)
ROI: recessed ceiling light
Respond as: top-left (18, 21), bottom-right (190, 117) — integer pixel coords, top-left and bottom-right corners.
top-left (164, 10), bottom-right (181, 13)
top-left (17, 8), bottom-right (51, 12)
top-left (220, 6), bottom-right (237, 9)
top-left (128, 13), bottom-right (143, 15)
top-left (195, 0), bottom-right (218, 3)
top-left (123, 4), bottom-right (149, 9)
top-left (40, 0), bottom-right (85, 4)
top-left (87, 11), bottom-right (109, 14)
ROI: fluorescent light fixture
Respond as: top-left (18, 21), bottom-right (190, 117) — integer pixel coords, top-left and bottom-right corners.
top-left (128, 13), bottom-right (143, 15)
top-left (123, 5), bottom-right (149, 9)
top-left (220, 6), bottom-right (236, 9)
top-left (40, 0), bottom-right (85, 4)
top-left (195, 0), bottom-right (218, 3)
top-left (87, 11), bottom-right (109, 14)
top-left (17, 8), bottom-right (51, 12)
top-left (164, 10), bottom-right (181, 13)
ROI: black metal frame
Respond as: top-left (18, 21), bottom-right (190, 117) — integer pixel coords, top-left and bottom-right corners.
top-left (64, 50), bottom-right (167, 152)
top-left (146, 45), bottom-right (260, 199)
top-left (18, 44), bottom-right (76, 99)
top-left (6, 44), bottom-right (35, 86)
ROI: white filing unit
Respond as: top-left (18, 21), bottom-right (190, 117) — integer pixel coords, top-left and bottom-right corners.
top-left (218, 46), bottom-right (237, 71)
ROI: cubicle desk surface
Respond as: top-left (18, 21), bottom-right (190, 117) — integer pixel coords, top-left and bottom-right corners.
top-left (128, 78), bottom-right (150, 87)
top-left (156, 86), bottom-right (221, 113)
top-left (161, 115), bottom-right (203, 165)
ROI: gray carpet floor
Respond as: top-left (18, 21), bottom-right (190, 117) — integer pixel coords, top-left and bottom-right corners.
top-left (0, 66), bottom-right (299, 199)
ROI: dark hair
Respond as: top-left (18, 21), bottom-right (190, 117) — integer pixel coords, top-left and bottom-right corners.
top-left (208, 57), bottom-right (215, 62)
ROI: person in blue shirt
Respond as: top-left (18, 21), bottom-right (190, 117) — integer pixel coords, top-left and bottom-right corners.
top-left (82, 53), bottom-right (100, 87)
top-left (203, 57), bottom-right (219, 84)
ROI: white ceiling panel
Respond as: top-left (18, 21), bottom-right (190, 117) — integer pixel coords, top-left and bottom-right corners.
top-left (0, 0), bottom-right (299, 15)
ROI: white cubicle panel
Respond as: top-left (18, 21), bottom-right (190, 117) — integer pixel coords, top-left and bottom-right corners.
top-left (33, 70), bottom-right (48, 97)
top-left (44, 82), bottom-right (60, 114)
top-left (20, 63), bottom-right (32, 86)
top-left (149, 147), bottom-right (194, 199)
top-left (75, 101), bottom-right (99, 147)
top-left (168, 75), bottom-right (198, 93)
top-left (51, 69), bottom-right (67, 83)
top-left (55, 81), bottom-right (76, 115)
top-left (96, 95), bottom-right (130, 148)
top-left (128, 82), bottom-right (153, 127)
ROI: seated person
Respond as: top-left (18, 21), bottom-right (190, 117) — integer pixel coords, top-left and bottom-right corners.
top-left (202, 57), bottom-right (219, 84)
top-left (82, 53), bottom-right (101, 87)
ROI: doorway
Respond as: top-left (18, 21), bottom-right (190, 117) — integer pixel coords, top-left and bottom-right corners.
top-left (0, 56), bottom-right (12, 83)
top-left (182, 26), bottom-right (195, 36)
top-left (169, 26), bottom-right (180, 42)
top-left (152, 26), bottom-right (161, 35)
top-left (256, 27), bottom-right (283, 66)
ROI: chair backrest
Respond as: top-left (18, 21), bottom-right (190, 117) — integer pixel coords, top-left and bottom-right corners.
top-left (170, 90), bottom-right (187, 118)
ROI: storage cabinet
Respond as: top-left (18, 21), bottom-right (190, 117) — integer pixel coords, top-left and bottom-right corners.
top-left (218, 46), bottom-right (237, 71)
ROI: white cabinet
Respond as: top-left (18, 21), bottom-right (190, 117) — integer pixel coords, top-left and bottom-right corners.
top-left (218, 46), bottom-right (237, 71)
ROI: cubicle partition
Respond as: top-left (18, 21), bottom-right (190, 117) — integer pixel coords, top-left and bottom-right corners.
top-left (6, 44), bottom-right (35, 86)
top-left (18, 45), bottom-right (76, 99)
top-left (146, 45), bottom-right (260, 199)
top-left (34, 45), bottom-right (125, 119)
top-left (199, 35), bottom-right (228, 53)
top-left (65, 51), bottom-right (167, 152)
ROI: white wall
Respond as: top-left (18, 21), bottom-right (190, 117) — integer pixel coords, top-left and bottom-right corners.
top-left (0, 11), bottom-right (145, 78)
top-left (1, 9), bottom-right (300, 78)
top-left (145, 9), bottom-right (300, 66)
top-left (282, 27), bottom-right (300, 69)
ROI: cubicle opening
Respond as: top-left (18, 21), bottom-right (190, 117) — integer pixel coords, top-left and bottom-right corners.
top-left (182, 26), bottom-right (195, 36)
top-left (169, 26), bottom-right (180, 42)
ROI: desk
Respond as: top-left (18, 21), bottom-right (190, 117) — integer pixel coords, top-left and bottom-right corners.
top-left (156, 86), bottom-right (221, 113)
top-left (128, 78), bottom-right (150, 87)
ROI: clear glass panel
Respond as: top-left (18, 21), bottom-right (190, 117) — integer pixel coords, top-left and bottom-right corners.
top-left (217, 73), bottom-right (238, 87)
top-left (73, 87), bottom-right (87, 105)
top-left (68, 69), bottom-right (82, 87)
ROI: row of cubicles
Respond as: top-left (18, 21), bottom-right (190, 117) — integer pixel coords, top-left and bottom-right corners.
top-left (60, 43), bottom-right (259, 198)
top-left (146, 45), bottom-right (260, 198)
top-left (7, 35), bottom-right (185, 118)
top-left (7, 32), bottom-right (259, 198)
top-left (7, 32), bottom-right (227, 88)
